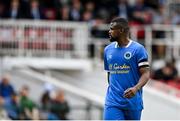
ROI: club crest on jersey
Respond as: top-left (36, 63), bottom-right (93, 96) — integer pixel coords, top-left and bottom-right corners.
top-left (124, 52), bottom-right (132, 60)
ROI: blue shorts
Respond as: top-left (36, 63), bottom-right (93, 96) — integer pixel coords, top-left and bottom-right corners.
top-left (103, 105), bottom-right (142, 120)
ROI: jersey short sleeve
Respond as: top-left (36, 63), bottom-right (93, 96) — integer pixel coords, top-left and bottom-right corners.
top-left (136, 46), bottom-right (149, 68)
top-left (104, 48), bottom-right (109, 71)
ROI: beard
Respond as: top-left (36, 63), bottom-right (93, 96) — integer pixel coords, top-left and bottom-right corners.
top-left (109, 35), bottom-right (118, 42)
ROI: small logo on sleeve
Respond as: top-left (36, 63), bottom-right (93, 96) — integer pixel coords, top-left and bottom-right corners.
top-left (107, 54), bottom-right (112, 60)
top-left (124, 52), bottom-right (132, 60)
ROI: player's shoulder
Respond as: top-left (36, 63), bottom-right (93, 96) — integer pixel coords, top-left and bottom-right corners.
top-left (131, 40), bottom-right (144, 47)
top-left (131, 40), bottom-right (145, 49)
top-left (104, 42), bottom-right (116, 51)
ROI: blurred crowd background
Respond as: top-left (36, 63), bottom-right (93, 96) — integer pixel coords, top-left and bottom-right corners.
top-left (0, 75), bottom-right (70, 120)
top-left (0, 0), bottom-right (179, 24)
top-left (0, 0), bottom-right (180, 120)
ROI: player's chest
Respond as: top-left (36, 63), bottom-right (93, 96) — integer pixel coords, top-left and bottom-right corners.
top-left (106, 49), bottom-right (135, 64)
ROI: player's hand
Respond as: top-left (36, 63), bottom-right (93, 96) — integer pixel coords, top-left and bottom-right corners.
top-left (123, 87), bottom-right (138, 98)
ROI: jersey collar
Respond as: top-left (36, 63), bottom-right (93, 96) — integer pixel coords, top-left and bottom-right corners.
top-left (115, 39), bottom-right (132, 48)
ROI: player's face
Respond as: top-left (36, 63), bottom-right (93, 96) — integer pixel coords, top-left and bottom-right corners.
top-left (109, 28), bottom-right (120, 42)
top-left (109, 23), bottom-right (120, 42)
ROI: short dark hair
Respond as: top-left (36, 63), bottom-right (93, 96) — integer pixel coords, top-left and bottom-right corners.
top-left (111, 17), bottom-right (129, 31)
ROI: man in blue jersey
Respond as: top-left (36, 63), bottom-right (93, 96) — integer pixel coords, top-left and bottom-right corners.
top-left (103, 17), bottom-right (150, 120)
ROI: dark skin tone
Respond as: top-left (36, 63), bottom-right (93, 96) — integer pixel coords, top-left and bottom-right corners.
top-left (108, 22), bottom-right (150, 99)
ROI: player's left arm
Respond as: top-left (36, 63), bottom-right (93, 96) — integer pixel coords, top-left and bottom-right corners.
top-left (123, 67), bottom-right (150, 98)
top-left (124, 45), bottom-right (150, 98)
top-left (135, 67), bottom-right (150, 90)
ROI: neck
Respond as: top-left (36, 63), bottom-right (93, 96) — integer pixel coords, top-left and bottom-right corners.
top-left (117, 36), bottom-right (129, 47)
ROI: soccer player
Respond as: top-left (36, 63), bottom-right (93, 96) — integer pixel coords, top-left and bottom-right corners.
top-left (103, 17), bottom-right (150, 120)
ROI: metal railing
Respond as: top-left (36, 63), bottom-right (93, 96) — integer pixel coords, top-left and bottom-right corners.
top-left (0, 20), bottom-right (89, 58)
top-left (0, 20), bottom-right (180, 62)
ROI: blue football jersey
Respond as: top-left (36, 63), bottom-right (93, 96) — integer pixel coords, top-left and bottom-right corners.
top-left (104, 40), bottom-right (149, 110)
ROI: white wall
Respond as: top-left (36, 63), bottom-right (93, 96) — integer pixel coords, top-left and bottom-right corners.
top-left (142, 87), bottom-right (180, 120)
